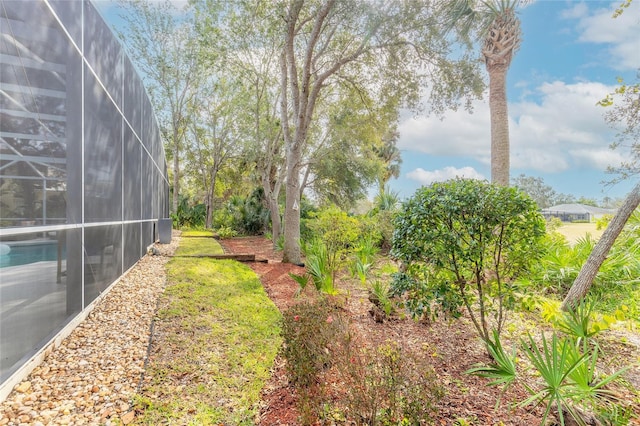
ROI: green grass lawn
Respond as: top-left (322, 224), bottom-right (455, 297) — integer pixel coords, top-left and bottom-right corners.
top-left (181, 229), bottom-right (216, 238)
top-left (555, 222), bottom-right (604, 244)
top-left (136, 237), bottom-right (282, 425)
top-left (174, 231), bottom-right (224, 256)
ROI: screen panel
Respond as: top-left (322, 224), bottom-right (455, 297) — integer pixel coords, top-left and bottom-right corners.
top-left (123, 56), bottom-right (143, 138)
top-left (83, 1), bottom-right (123, 109)
top-left (0, 0), bottom-right (168, 389)
top-left (83, 224), bottom-right (122, 307)
top-left (0, 0), bottom-right (81, 226)
top-left (84, 69), bottom-right (122, 223)
top-left (0, 228), bottom-right (80, 382)
top-left (123, 125), bottom-right (141, 221)
top-left (123, 222), bottom-right (141, 271)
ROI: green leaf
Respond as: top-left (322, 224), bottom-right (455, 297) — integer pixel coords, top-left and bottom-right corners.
top-left (289, 272), bottom-right (310, 289)
top-left (466, 330), bottom-right (516, 395)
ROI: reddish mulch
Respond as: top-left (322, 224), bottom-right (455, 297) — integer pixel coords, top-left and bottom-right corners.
top-left (219, 236), bottom-right (544, 425)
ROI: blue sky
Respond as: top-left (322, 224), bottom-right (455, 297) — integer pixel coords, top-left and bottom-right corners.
top-left (394, 0), bottom-right (640, 203)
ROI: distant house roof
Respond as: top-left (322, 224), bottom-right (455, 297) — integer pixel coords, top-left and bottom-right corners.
top-left (540, 204), bottom-right (616, 215)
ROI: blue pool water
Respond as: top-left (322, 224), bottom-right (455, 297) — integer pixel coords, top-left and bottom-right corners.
top-left (0, 240), bottom-right (64, 268)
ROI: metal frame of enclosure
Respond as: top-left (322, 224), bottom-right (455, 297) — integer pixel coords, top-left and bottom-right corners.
top-left (0, 0), bottom-right (169, 397)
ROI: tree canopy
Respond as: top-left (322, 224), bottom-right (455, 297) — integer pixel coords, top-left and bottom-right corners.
top-left (116, 0), bottom-right (515, 261)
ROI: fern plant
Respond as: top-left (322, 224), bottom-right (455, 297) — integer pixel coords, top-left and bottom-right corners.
top-left (350, 237), bottom-right (379, 284)
top-left (468, 301), bottom-right (633, 426)
top-left (290, 239), bottom-right (338, 295)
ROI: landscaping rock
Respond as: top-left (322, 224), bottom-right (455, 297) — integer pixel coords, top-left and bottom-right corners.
top-left (0, 232), bottom-right (180, 425)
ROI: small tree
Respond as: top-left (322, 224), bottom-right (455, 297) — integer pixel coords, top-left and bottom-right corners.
top-left (306, 206), bottom-right (361, 290)
top-left (391, 179), bottom-right (545, 342)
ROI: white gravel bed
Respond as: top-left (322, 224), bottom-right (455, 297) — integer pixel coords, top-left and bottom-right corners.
top-left (0, 231), bottom-right (180, 426)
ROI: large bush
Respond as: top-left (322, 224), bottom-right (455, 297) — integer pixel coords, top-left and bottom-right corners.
top-left (390, 179), bottom-right (546, 342)
top-left (306, 205), bottom-right (361, 254)
top-left (171, 195), bottom-right (206, 229)
top-left (224, 187), bottom-right (270, 235)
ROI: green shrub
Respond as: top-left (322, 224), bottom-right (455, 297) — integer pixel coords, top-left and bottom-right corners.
top-left (299, 197), bottom-right (319, 243)
top-left (171, 195), bottom-right (206, 229)
top-left (212, 207), bottom-right (233, 230)
top-left (370, 280), bottom-right (394, 316)
top-left (275, 234), bottom-right (284, 251)
top-left (215, 225), bottom-right (237, 239)
top-left (306, 205), bottom-right (361, 253)
top-left (350, 236), bottom-right (379, 284)
top-left (595, 214), bottom-right (613, 230)
top-left (530, 232), bottom-right (591, 294)
top-left (289, 239), bottom-right (341, 295)
top-left (366, 188), bottom-right (401, 251)
top-left (546, 217), bottom-right (563, 232)
top-left (528, 211), bottom-right (640, 315)
top-left (355, 214), bottom-right (385, 250)
top-left (391, 179), bottom-right (546, 343)
top-left (371, 209), bottom-right (396, 251)
top-left (305, 239), bottom-right (338, 295)
top-left (223, 188), bottom-right (270, 235)
top-left (296, 206), bottom-right (362, 293)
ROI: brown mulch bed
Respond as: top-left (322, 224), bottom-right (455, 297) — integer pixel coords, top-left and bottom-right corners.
top-left (218, 236), bottom-right (548, 426)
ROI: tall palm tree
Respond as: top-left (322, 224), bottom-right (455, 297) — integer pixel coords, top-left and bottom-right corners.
top-left (443, 0), bottom-right (522, 186)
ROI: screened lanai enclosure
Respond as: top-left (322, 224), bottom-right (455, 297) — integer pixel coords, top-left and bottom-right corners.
top-left (0, 0), bottom-right (168, 397)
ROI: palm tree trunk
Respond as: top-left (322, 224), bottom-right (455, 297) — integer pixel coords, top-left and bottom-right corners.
top-left (488, 64), bottom-right (510, 186)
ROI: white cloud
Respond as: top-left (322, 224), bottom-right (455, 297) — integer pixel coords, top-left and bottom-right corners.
top-left (559, 2), bottom-right (589, 20)
top-left (510, 81), bottom-right (617, 170)
top-left (561, 1), bottom-right (640, 70)
top-left (569, 148), bottom-right (627, 170)
top-left (398, 103), bottom-right (491, 162)
top-left (406, 166), bottom-right (485, 186)
top-left (398, 80), bottom-right (622, 174)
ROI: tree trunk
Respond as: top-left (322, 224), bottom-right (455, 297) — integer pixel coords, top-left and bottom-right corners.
top-left (561, 181), bottom-right (640, 310)
top-left (269, 196), bottom-right (281, 246)
top-left (282, 144), bottom-right (302, 264)
top-left (206, 171), bottom-right (216, 229)
top-left (488, 64), bottom-right (510, 186)
top-left (262, 171), bottom-right (283, 248)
